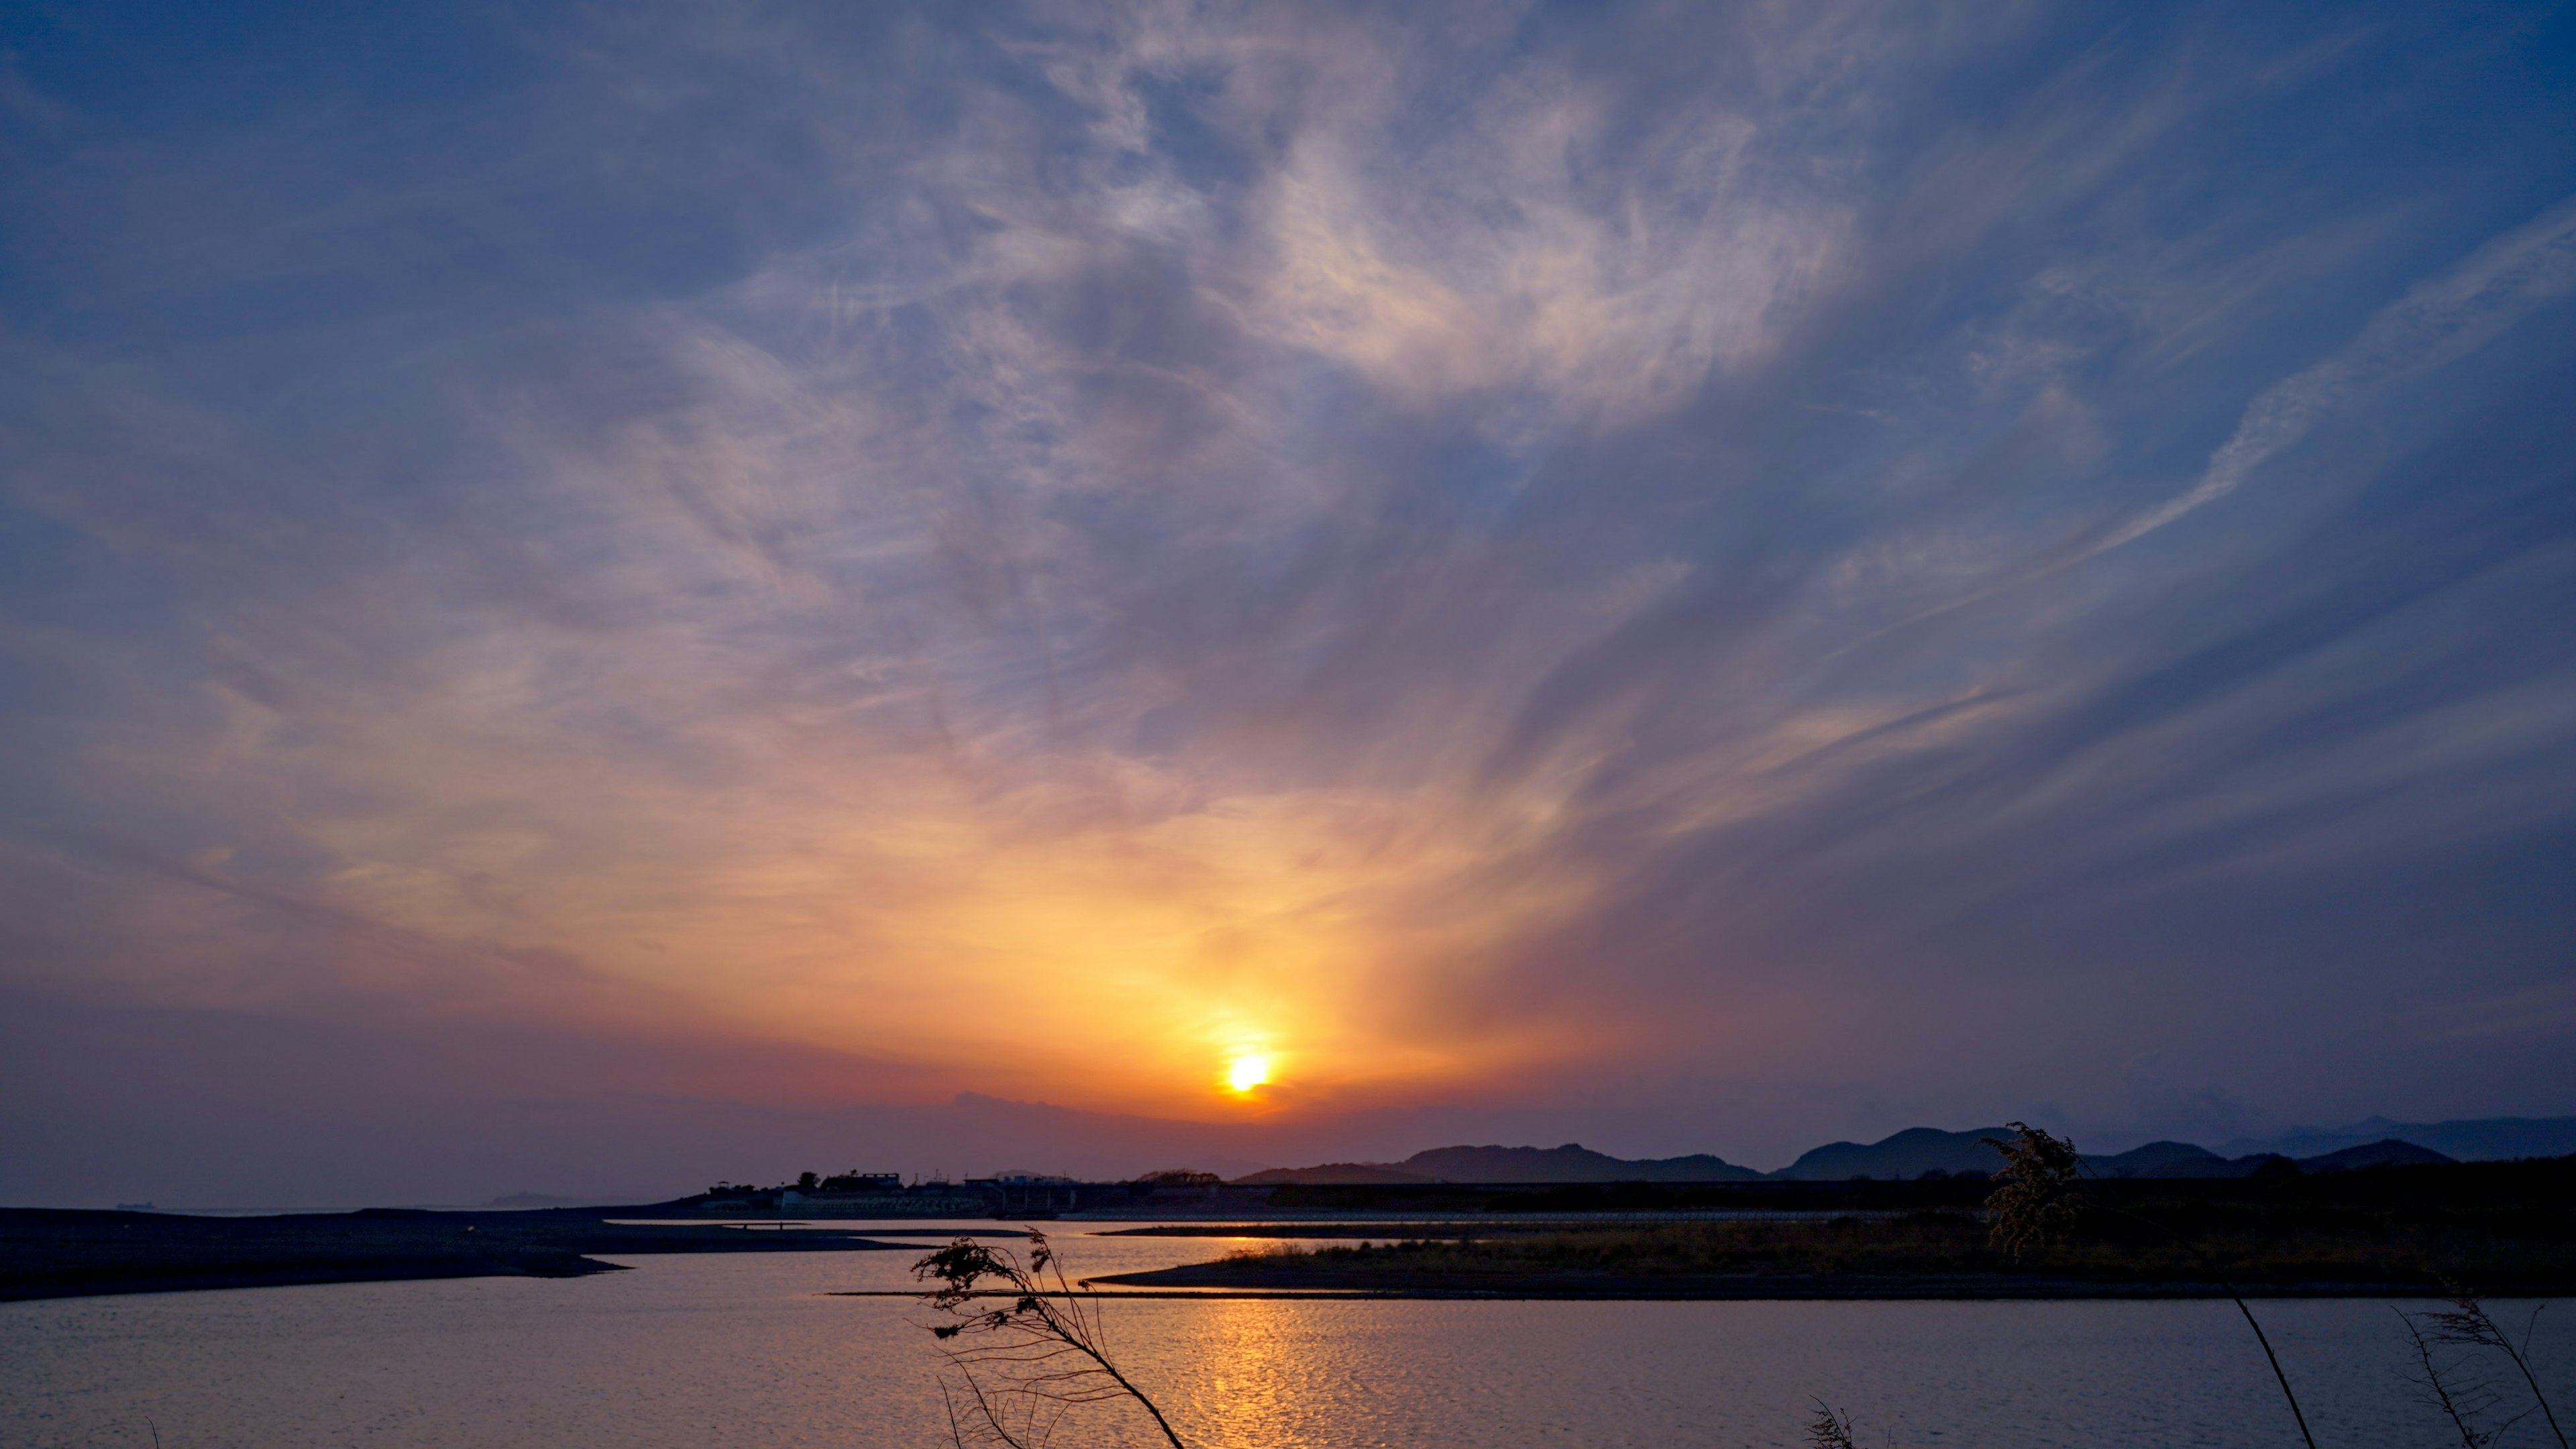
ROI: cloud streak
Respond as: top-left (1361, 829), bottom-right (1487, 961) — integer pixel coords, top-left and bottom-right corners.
top-left (2105, 193), bottom-right (2576, 552)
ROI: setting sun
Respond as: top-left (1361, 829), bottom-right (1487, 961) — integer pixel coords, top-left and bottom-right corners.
top-left (1226, 1054), bottom-right (1272, 1093)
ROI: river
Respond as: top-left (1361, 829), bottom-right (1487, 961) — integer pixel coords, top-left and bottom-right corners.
top-left (4, 1221), bottom-right (2568, 1446)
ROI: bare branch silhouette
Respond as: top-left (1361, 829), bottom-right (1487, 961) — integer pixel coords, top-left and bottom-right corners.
top-left (913, 1230), bottom-right (1191, 1449)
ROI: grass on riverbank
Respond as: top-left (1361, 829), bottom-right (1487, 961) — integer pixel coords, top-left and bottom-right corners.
top-left (1105, 1157), bottom-right (2576, 1296)
top-left (1118, 1194), bottom-right (2576, 1295)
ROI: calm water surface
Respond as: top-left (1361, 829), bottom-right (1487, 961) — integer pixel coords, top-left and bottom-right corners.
top-left (3, 1222), bottom-right (2568, 1447)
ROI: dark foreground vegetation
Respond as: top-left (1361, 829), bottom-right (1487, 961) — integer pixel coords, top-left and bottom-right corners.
top-left (1101, 1156), bottom-right (2576, 1298)
top-left (0, 1206), bottom-right (906, 1301)
top-left (1251, 1175), bottom-right (2007, 1216)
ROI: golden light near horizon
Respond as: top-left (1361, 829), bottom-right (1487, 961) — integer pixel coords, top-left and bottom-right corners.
top-left (1226, 1053), bottom-right (1273, 1093)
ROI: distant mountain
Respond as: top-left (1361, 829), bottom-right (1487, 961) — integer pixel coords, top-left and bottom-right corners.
top-left (1230, 1116), bottom-right (2565, 1190)
top-left (2125, 1140), bottom-right (2453, 1179)
top-left (1232, 1142), bottom-right (1765, 1185)
top-left (1232, 1163), bottom-right (1432, 1185)
top-left (2219, 1116), bottom-right (2576, 1163)
top-left (1819, 1130), bottom-right (2469, 1181)
top-left (1397, 1143), bottom-right (1766, 1183)
top-left (2300, 1139), bottom-right (2455, 1173)
top-left (2141, 1152), bottom-right (2296, 1179)
top-left (1801, 1117), bottom-right (2563, 1180)
top-left (2085, 1140), bottom-right (2224, 1178)
top-left (1772, 1126), bottom-right (2014, 1181)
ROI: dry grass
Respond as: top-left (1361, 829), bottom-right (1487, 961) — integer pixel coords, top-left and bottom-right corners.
top-left (1267, 1216), bottom-right (1992, 1279)
top-left (1200, 1209), bottom-right (2576, 1290)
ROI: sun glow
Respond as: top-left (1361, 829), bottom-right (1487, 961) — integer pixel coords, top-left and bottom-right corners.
top-left (1226, 1054), bottom-right (1272, 1093)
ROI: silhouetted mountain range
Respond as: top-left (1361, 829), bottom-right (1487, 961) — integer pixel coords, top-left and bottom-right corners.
top-left (1232, 1117), bottom-right (2573, 1185)
top-left (1232, 1162), bottom-right (1438, 1185)
top-left (2084, 1138), bottom-right (2457, 1179)
top-left (2216, 1116), bottom-right (2576, 1163)
top-left (1236, 1143), bottom-right (1766, 1185)
top-left (1772, 1127), bottom-right (2009, 1180)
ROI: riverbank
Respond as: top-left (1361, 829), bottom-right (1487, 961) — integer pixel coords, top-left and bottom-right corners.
top-left (0, 1207), bottom-right (906, 1302)
top-left (1077, 1269), bottom-right (2467, 1299)
top-left (1090, 1203), bottom-right (2576, 1299)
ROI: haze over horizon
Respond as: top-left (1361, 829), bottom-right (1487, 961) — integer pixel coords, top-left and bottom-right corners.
top-left (4, 1), bottom-right (2575, 1210)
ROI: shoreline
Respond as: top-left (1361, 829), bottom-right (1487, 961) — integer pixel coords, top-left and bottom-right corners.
top-left (0, 1207), bottom-right (909, 1304)
top-left (837, 1277), bottom-right (2508, 1301)
top-left (1079, 1265), bottom-right (2558, 1299)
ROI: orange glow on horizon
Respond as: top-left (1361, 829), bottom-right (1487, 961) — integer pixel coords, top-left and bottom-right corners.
top-left (294, 733), bottom-right (1612, 1116)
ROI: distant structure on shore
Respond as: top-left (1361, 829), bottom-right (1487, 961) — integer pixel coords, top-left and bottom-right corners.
top-left (692, 1167), bottom-right (1235, 1218)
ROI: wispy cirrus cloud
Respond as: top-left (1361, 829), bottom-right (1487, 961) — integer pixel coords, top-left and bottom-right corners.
top-left (2105, 193), bottom-right (2576, 553)
top-left (2, 0), bottom-right (2573, 1197)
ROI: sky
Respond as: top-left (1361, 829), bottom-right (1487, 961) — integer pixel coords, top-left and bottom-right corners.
top-left (3, 1), bottom-right (2574, 1207)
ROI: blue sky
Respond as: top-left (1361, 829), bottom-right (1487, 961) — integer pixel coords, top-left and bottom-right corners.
top-left (3, 1), bottom-right (2573, 1203)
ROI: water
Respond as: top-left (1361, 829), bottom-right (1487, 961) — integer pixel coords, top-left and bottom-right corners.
top-left (3, 1224), bottom-right (2569, 1447)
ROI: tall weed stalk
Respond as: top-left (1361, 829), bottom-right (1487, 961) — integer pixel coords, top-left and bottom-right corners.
top-left (2423, 1290), bottom-right (2567, 1449)
top-left (1981, 1122), bottom-right (2318, 1449)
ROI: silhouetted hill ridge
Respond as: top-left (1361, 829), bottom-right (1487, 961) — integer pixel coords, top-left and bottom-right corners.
top-left (1232, 1163), bottom-right (1434, 1185)
top-left (1397, 1143), bottom-right (1766, 1183)
top-left (1232, 1142), bottom-right (1764, 1185)
top-left (2219, 1116), bottom-right (2576, 1163)
top-left (2085, 1140), bottom-right (2224, 1177)
top-left (1772, 1126), bottom-right (2013, 1181)
top-left (1230, 1116), bottom-right (2565, 1184)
